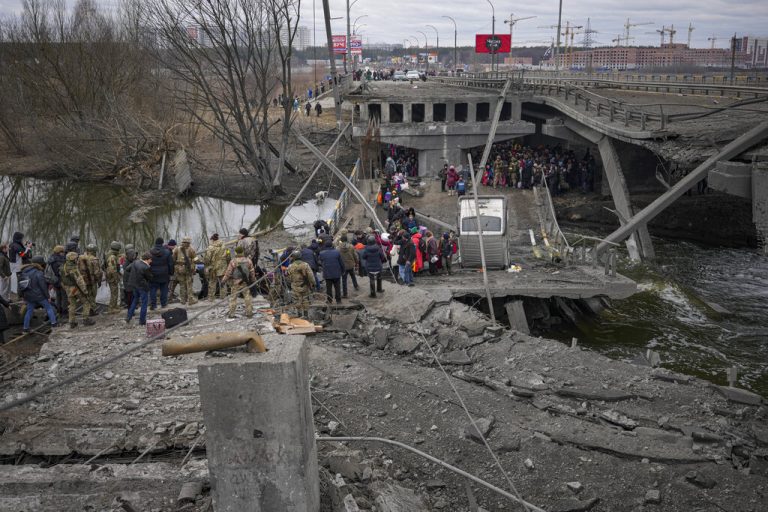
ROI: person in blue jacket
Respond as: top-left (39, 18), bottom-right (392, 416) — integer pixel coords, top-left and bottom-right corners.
top-left (317, 239), bottom-right (345, 304)
top-left (19, 255), bottom-right (58, 333)
top-left (361, 236), bottom-right (386, 298)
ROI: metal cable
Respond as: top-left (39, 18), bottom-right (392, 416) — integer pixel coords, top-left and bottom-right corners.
top-left (317, 437), bottom-right (546, 512)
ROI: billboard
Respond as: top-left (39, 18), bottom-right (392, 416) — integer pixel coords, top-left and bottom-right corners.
top-left (350, 35), bottom-right (363, 56)
top-left (475, 34), bottom-right (511, 54)
top-left (332, 35), bottom-right (347, 54)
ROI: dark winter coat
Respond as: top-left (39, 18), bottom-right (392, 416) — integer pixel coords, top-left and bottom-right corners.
top-left (300, 247), bottom-right (319, 271)
top-left (0, 251), bottom-right (10, 278)
top-left (0, 294), bottom-right (9, 331)
top-left (317, 246), bottom-right (345, 280)
top-left (47, 253), bottom-right (66, 287)
top-left (19, 264), bottom-right (48, 302)
top-left (149, 244), bottom-right (173, 283)
top-left (127, 259), bottom-right (152, 292)
top-left (362, 244), bottom-right (385, 273)
top-left (397, 240), bottom-right (416, 266)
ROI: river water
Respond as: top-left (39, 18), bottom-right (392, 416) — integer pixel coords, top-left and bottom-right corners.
top-left (551, 239), bottom-right (768, 397)
top-left (0, 176), bottom-right (336, 255)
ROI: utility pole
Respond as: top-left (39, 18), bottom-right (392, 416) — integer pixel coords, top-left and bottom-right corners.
top-left (426, 24), bottom-right (438, 70)
top-left (345, 0), bottom-right (351, 74)
top-left (485, 0), bottom-right (496, 71)
top-left (322, 0), bottom-right (342, 127)
top-left (442, 16), bottom-right (458, 72)
top-left (418, 30), bottom-right (429, 74)
top-left (554, 0), bottom-right (562, 73)
top-left (730, 33), bottom-right (737, 84)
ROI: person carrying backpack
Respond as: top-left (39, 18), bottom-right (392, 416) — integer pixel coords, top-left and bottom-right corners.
top-left (222, 245), bottom-right (256, 318)
top-left (46, 245), bottom-right (67, 314)
top-left (439, 232), bottom-right (457, 275)
top-left (61, 251), bottom-right (94, 328)
top-left (19, 255), bottom-right (58, 333)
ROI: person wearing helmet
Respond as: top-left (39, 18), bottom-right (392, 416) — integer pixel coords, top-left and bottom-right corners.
top-left (222, 245), bottom-right (255, 318)
top-left (286, 250), bottom-right (314, 318)
top-left (60, 252), bottom-right (93, 328)
top-left (19, 255), bottom-right (58, 333)
top-left (78, 244), bottom-right (102, 314)
top-left (361, 235), bottom-right (386, 298)
top-left (172, 237), bottom-right (198, 306)
top-left (105, 241), bottom-right (123, 313)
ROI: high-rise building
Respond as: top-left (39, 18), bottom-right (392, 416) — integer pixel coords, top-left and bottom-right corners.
top-left (295, 26), bottom-right (312, 50)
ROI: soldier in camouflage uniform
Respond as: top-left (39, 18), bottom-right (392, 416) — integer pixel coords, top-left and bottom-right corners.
top-left (222, 245), bottom-right (255, 318)
top-left (60, 252), bottom-right (94, 328)
top-left (204, 234), bottom-right (229, 300)
top-left (286, 250), bottom-right (314, 318)
top-left (105, 241), bottom-right (122, 313)
top-left (172, 237), bottom-right (198, 305)
top-left (79, 244), bottom-right (103, 312)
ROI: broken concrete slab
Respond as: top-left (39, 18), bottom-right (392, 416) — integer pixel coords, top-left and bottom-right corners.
top-left (449, 301), bottom-right (492, 336)
top-left (389, 335), bottom-right (420, 355)
top-left (358, 286), bottom-right (435, 322)
top-left (372, 329), bottom-right (389, 350)
top-left (328, 312), bottom-right (359, 332)
top-left (439, 349), bottom-right (473, 366)
top-left (550, 497), bottom-right (599, 512)
top-left (371, 482), bottom-right (429, 512)
top-left (556, 387), bottom-right (638, 402)
top-left (644, 489), bottom-right (661, 504)
top-left (599, 410), bottom-right (638, 430)
top-left (324, 448), bottom-right (368, 481)
top-left (749, 449), bottom-right (768, 477)
top-left (714, 385), bottom-right (763, 406)
top-left (685, 470), bottom-right (717, 489)
top-left (462, 416), bottom-right (495, 443)
top-left (504, 300), bottom-right (530, 334)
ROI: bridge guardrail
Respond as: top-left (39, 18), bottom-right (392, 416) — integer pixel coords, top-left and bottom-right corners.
top-left (469, 70), bottom-right (768, 87)
top-left (535, 178), bottom-right (574, 265)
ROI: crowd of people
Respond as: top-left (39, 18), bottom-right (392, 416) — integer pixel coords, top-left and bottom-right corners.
top-left (0, 229), bottom-right (262, 336)
top-left (464, 140), bottom-right (598, 195)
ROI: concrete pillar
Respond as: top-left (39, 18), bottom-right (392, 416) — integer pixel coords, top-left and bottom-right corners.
top-left (467, 102), bottom-right (476, 123)
top-left (359, 103), bottom-right (369, 122)
top-left (446, 102), bottom-right (455, 122)
top-left (402, 103), bottom-right (411, 124)
top-left (597, 137), bottom-right (655, 261)
top-left (753, 162), bottom-right (768, 253)
top-left (198, 334), bottom-right (319, 512)
top-left (381, 102), bottom-right (390, 124)
top-left (418, 147), bottom-right (464, 177)
top-left (425, 103), bottom-right (434, 123)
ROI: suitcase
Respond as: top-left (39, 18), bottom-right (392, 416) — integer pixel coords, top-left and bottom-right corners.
top-left (161, 308), bottom-right (188, 329)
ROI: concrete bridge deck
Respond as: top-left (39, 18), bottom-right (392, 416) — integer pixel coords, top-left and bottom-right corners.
top-left (347, 180), bottom-right (636, 301)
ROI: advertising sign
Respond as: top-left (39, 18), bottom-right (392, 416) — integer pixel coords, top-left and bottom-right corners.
top-left (332, 35), bottom-right (347, 54)
top-left (475, 34), bottom-right (511, 54)
top-left (350, 35), bottom-right (363, 56)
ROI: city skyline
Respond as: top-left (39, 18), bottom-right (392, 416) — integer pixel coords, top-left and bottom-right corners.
top-left (0, 0), bottom-right (766, 49)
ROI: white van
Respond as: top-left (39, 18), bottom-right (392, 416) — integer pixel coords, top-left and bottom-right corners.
top-left (457, 196), bottom-right (509, 269)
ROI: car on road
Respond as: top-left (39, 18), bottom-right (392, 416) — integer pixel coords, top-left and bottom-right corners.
top-left (392, 71), bottom-right (406, 81)
top-left (406, 70), bottom-right (421, 80)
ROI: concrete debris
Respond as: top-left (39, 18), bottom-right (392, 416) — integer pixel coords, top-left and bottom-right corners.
top-left (524, 458), bottom-right (535, 470)
top-left (372, 329), bottom-right (389, 350)
top-left (371, 482), bottom-right (429, 512)
top-left (462, 416), bottom-right (495, 443)
top-left (327, 421), bottom-right (342, 436)
top-left (439, 349), bottom-right (473, 366)
top-left (425, 479), bottom-right (446, 489)
top-left (342, 493), bottom-right (361, 512)
top-left (556, 387), bottom-right (638, 402)
top-left (324, 448), bottom-right (369, 481)
top-left (714, 385), bottom-right (764, 406)
top-left (684, 471), bottom-right (717, 489)
top-left (644, 489), bottom-right (661, 504)
top-left (749, 449), bottom-right (768, 477)
top-left (389, 335), bottom-right (420, 355)
top-left (599, 409), bottom-right (638, 430)
top-left (566, 481), bottom-right (584, 494)
top-left (177, 481), bottom-right (203, 505)
top-left (550, 497), bottom-right (600, 512)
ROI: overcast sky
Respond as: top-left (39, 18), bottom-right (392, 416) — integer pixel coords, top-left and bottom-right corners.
top-left (1, 0), bottom-right (766, 49)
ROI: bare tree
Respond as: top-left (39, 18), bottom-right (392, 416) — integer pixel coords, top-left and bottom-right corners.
top-left (141, 0), bottom-right (290, 195)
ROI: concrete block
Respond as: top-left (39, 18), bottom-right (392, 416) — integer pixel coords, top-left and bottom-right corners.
top-left (709, 161), bottom-right (752, 199)
top-left (198, 334), bottom-right (319, 512)
top-left (505, 300), bottom-right (530, 334)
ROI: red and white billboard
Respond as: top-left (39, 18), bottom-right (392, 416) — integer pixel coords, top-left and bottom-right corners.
top-left (350, 35), bottom-right (363, 56)
top-left (475, 34), bottom-right (511, 54)
top-left (332, 35), bottom-right (347, 54)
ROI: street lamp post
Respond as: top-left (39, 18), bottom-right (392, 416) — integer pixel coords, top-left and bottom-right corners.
top-left (417, 30), bottom-right (428, 74)
top-left (426, 24), bottom-right (438, 69)
top-left (485, 0), bottom-right (496, 71)
top-left (442, 15), bottom-right (457, 71)
top-left (555, 0), bottom-right (563, 73)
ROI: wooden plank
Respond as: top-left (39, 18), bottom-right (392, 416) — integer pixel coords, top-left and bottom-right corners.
top-left (504, 300), bottom-right (530, 334)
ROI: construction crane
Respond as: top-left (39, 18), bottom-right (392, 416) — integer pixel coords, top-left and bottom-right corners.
top-left (667, 24), bottom-right (677, 45)
top-left (624, 18), bottom-right (653, 45)
top-left (612, 34), bottom-right (635, 47)
top-left (707, 35), bottom-right (718, 49)
top-left (503, 13), bottom-right (536, 52)
top-left (687, 22), bottom-right (695, 47)
top-left (567, 25), bottom-right (584, 68)
top-left (647, 26), bottom-right (667, 46)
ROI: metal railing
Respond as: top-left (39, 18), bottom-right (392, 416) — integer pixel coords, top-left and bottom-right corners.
top-left (326, 158), bottom-right (360, 234)
top-left (535, 178), bottom-right (573, 265)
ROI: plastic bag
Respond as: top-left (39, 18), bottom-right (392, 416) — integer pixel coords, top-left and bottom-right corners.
top-left (95, 282), bottom-right (111, 305)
